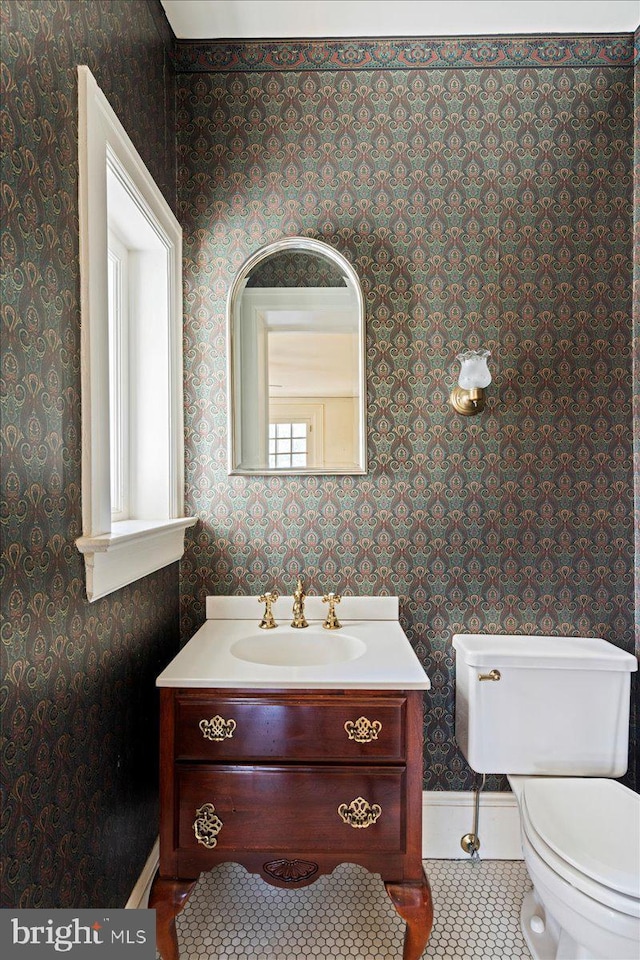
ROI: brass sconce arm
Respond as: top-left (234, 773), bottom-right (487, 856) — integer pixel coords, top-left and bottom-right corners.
top-left (450, 385), bottom-right (487, 416)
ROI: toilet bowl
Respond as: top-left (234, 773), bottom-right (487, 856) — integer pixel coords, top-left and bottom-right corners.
top-left (510, 776), bottom-right (640, 960)
top-left (452, 633), bottom-right (639, 960)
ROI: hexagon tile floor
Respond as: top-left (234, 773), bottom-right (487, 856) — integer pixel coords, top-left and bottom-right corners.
top-left (170, 859), bottom-right (533, 959)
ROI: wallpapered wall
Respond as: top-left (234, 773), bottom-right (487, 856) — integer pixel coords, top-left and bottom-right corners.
top-left (176, 40), bottom-right (637, 793)
top-left (633, 35), bottom-right (640, 717)
top-left (2, 7), bottom-right (637, 911)
top-left (2, 1), bottom-right (177, 909)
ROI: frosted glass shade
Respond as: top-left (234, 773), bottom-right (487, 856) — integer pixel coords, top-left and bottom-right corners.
top-left (457, 349), bottom-right (492, 389)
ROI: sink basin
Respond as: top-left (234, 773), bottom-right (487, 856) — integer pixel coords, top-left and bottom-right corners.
top-left (230, 630), bottom-right (366, 667)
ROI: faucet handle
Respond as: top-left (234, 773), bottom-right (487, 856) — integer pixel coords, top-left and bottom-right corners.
top-left (322, 592), bottom-right (342, 630)
top-left (258, 591), bottom-right (279, 630)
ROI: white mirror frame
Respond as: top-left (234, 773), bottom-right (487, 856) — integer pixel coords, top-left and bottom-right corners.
top-left (227, 237), bottom-right (367, 476)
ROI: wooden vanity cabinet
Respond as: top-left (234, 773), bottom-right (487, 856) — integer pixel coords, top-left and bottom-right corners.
top-left (150, 688), bottom-right (432, 960)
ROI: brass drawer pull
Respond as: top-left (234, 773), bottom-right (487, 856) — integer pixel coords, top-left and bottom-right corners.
top-left (344, 716), bottom-right (382, 743)
top-left (338, 796), bottom-right (382, 829)
top-left (199, 715), bottom-right (237, 741)
top-left (478, 669), bottom-right (501, 682)
top-left (193, 803), bottom-right (223, 848)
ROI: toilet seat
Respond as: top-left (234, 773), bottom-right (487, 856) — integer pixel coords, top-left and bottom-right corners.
top-left (521, 778), bottom-right (640, 919)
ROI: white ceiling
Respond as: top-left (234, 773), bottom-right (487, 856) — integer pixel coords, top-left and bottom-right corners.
top-left (160, 0), bottom-right (639, 40)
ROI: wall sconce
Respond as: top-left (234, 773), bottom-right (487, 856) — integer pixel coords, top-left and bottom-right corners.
top-left (450, 349), bottom-right (492, 416)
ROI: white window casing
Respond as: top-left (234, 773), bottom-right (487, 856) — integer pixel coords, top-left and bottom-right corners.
top-left (76, 65), bottom-right (196, 601)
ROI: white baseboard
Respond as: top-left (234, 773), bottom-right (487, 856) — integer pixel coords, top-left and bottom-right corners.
top-left (126, 791), bottom-right (521, 902)
top-left (125, 838), bottom-right (159, 909)
top-left (422, 790), bottom-right (523, 860)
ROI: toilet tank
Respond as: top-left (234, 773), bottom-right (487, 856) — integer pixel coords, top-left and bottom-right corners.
top-left (453, 634), bottom-right (637, 776)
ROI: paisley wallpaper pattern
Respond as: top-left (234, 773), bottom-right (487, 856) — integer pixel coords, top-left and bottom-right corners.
top-left (172, 34), bottom-right (637, 73)
top-left (1, 3), bottom-right (637, 910)
top-left (176, 56), bottom-right (636, 793)
top-left (633, 33), bottom-right (639, 744)
top-left (2, 1), bottom-right (177, 909)
top-left (247, 251), bottom-right (346, 286)
top-left (634, 43), bottom-right (640, 642)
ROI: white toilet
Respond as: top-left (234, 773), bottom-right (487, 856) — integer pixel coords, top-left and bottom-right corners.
top-left (453, 633), bottom-right (639, 960)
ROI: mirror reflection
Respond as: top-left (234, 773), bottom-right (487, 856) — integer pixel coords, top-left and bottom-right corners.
top-left (228, 239), bottom-right (366, 474)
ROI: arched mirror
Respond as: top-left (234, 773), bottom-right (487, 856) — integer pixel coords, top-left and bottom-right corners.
top-left (227, 238), bottom-right (367, 475)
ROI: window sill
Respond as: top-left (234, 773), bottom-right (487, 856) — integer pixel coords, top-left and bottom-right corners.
top-left (76, 517), bottom-right (197, 601)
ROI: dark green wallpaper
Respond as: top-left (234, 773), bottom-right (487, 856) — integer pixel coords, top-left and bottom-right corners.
top-left (2, 0), bottom-right (178, 909)
top-left (176, 57), bottom-right (636, 793)
top-left (2, 4), bottom-right (638, 911)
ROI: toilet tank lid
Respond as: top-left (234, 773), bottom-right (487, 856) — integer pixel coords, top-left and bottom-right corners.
top-left (452, 634), bottom-right (638, 671)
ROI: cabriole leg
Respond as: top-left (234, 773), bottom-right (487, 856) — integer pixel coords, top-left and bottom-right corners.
top-left (385, 870), bottom-right (433, 960)
top-left (149, 873), bottom-right (197, 960)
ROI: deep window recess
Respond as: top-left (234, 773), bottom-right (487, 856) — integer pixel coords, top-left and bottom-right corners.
top-left (75, 66), bottom-right (195, 601)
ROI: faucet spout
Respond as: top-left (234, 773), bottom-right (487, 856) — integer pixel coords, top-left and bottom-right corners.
top-left (291, 576), bottom-right (308, 628)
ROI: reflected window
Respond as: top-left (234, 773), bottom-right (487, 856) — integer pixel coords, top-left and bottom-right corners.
top-left (269, 421), bottom-right (309, 469)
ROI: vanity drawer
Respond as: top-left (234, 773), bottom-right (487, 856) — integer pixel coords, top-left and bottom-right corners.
top-left (177, 764), bottom-right (405, 855)
top-left (175, 694), bottom-right (406, 762)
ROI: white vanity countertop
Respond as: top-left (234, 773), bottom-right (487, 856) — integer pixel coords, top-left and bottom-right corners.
top-left (157, 596), bottom-right (430, 690)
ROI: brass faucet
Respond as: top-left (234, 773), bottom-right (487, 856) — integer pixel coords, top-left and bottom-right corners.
top-left (291, 576), bottom-right (308, 628)
top-left (322, 592), bottom-right (342, 630)
top-left (258, 591), bottom-right (279, 629)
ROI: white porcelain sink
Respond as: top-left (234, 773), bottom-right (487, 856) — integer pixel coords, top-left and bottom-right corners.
top-left (230, 629), bottom-right (366, 667)
top-left (156, 598), bottom-right (431, 689)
